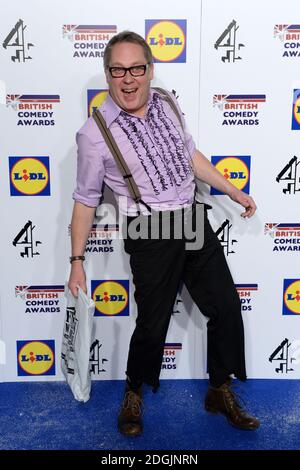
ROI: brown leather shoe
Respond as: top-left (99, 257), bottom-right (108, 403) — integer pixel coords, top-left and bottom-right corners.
top-left (205, 380), bottom-right (260, 430)
top-left (118, 385), bottom-right (143, 437)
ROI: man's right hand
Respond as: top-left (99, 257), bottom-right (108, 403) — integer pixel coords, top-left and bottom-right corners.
top-left (68, 262), bottom-right (87, 297)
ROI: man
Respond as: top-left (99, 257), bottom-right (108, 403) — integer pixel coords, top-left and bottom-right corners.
top-left (68, 31), bottom-right (260, 437)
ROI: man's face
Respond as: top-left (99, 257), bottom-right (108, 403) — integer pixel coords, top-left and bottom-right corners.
top-left (105, 42), bottom-right (154, 117)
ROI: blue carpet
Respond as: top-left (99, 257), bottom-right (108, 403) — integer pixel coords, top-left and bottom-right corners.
top-left (0, 379), bottom-right (299, 450)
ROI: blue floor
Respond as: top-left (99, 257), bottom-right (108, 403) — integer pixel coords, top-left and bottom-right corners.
top-left (0, 379), bottom-right (299, 450)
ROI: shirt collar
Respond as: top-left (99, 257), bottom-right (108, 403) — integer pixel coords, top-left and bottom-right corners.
top-left (101, 88), bottom-right (159, 128)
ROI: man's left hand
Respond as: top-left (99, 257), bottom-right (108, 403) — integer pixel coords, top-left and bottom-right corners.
top-left (229, 188), bottom-right (257, 218)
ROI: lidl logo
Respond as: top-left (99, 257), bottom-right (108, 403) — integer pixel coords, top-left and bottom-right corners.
top-left (87, 89), bottom-right (108, 117)
top-left (145, 20), bottom-right (186, 63)
top-left (91, 280), bottom-right (129, 316)
top-left (17, 340), bottom-right (55, 376)
top-left (283, 279), bottom-right (300, 315)
top-left (9, 156), bottom-right (50, 196)
top-left (292, 89), bottom-right (300, 130)
top-left (210, 156), bottom-right (251, 195)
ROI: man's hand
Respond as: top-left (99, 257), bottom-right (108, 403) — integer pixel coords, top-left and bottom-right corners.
top-left (68, 201), bottom-right (96, 297)
top-left (68, 262), bottom-right (87, 297)
top-left (191, 151), bottom-right (257, 218)
top-left (229, 187), bottom-right (257, 218)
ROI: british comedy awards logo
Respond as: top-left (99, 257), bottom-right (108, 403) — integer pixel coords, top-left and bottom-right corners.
top-left (86, 224), bottom-right (118, 253)
top-left (87, 90), bottom-right (108, 117)
top-left (17, 340), bottom-right (55, 376)
top-left (9, 156), bottom-right (50, 196)
top-left (274, 24), bottom-right (300, 58)
top-left (7, 94), bottom-right (60, 126)
top-left (15, 285), bottom-right (64, 314)
top-left (145, 20), bottom-right (186, 63)
top-left (215, 19), bottom-right (244, 63)
top-left (62, 25), bottom-right (117, 58)
top-left (210, 156), bottom-right (251, 195)
top-left (235, 284), bottom-right (258, 312)
top-left (265, 223), bottom-right (300, 252)
top-left (68, 223), bottom-right (118, 253)
top-left (2, 19), bottom-right (34, 62)
top-left (213, 94), bottom-right (266, 126)
top-left (276, 155), bottom-right (300, 194)
top-left (283, 279), bottom-right (300, 315)
top-left (91, 280), bottom-right (129, 317)
top-left (162, 343), bottom-right (182, 370)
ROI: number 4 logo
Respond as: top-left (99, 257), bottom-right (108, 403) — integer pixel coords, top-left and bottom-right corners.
top-left (3, 19), bottom-right (34, 62)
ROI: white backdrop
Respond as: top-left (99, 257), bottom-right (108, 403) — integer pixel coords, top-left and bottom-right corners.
top-left (0, 0), bottom-right (299, 383)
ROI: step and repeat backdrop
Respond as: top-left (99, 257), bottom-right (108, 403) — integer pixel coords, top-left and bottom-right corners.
top-left (0, 0), bottom-right (299, 383)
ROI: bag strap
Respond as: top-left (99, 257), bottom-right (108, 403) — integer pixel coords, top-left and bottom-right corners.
top-left (93, 110), bottom-right (152, 212)
top-left (153, 87), bottom-right (184, 130)
top-left (93, 109), bottom-right (146, 205)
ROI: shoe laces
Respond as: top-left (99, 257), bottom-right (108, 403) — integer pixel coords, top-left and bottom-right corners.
top-left (123, 390), bottom-right (142, 417)
top-left (223, 383), bottom-right (246, 412)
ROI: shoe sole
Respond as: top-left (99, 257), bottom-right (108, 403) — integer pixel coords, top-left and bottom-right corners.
top-left (117, 423), bottom-right (143, 437)
top-left (205, 405), bottom-right (260, 431)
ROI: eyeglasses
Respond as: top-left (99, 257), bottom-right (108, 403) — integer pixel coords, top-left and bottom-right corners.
top-left (108, 64), bottom-right (150, 78)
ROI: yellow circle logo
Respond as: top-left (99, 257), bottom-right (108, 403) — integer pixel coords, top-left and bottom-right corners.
top-left (293, 95), bottom-right (300, 125)
top-left (146, 21), bottom-right (185, 62)
top-left (215, 157), bottom-right (249, 190)
top-left (284, 280), bottom-right (300, 314)
top-left (18, 341), bottom-right (55, 375)
top-left (11, 158), bottom-right (49, 195)
top-left (92, 281), bottom-right (129, 316)
top-left (89, 90), bottom-right (108, 117)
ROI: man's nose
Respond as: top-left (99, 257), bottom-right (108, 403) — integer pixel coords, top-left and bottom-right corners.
top-left (123, 70), bottom-right (134, 82)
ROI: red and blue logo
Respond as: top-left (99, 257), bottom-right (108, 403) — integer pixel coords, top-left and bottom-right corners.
top-left (6, 94), bottom-right (60, 126)
top-left (210, 156), bottom-right (251, 195)
top-left (274, 25), bottom-right (300, 58)
top-left (63, 25), bottom-right (117, 58)
top-left (283, 279), bottom-right (300, 315)
top-left (236, 284), bottom-right (258, 312)
top-left (213, 95), bottom-right (266, 126)
top-left (162, 343), bottom-right (182, 371)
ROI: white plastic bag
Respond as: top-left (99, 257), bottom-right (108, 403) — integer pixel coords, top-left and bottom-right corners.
top-left (61, 286), bottom-right (95, 402)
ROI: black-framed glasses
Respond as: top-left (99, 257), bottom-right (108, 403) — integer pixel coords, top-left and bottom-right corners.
top-left (108, 63), bottom-right (150, 78)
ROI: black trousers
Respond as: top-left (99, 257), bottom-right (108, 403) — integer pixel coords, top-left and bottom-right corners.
top-left (123, 205), bottom-right (246, 390)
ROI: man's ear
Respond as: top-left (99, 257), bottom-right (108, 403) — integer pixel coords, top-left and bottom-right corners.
top-left (149, 63), bottom-right (154, 81)
top-left (105, 68), bottom-right (110, 85)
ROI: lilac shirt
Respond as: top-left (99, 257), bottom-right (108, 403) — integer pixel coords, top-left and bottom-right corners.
top-left (73, 89), bottom-right (197, 214)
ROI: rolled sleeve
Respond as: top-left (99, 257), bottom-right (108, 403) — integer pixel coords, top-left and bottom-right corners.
top-left (72, 131), bottom-right (105, 207)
